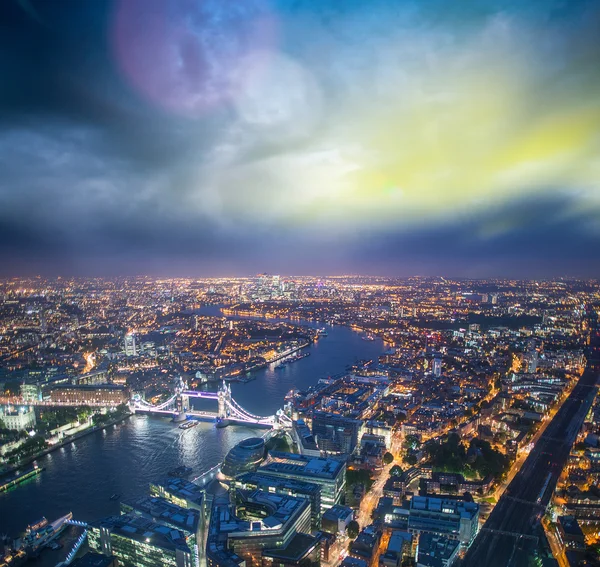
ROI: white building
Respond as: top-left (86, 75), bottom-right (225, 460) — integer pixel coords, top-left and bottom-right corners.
top-left (1, 406), bottom-right (36, 431)
top-left (124, 333), bottom-right (137, 357)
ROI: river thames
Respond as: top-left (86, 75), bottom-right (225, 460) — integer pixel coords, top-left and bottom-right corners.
top-left (0, 314), bottom-right (383, 546)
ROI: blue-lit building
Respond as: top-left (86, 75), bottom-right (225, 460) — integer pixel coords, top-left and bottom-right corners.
top-left (231, 472), bottom-right (322, 529)
top-left (258, 452), bottom-right (346, 513)
top-left (88, 512), bottom-right (195, 567)
top-left (206, 490), bottom-right (312, 567)
top-left (408, 496), bottom-right (479, 546)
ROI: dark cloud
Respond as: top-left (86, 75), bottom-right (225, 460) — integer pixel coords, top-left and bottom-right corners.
top-left (1, 0), bottom-right (600, 277)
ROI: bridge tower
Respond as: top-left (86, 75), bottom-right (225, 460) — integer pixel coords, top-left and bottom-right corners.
top-left (176, 392), bottom-right (190, 413)
top-left (217, 381), bottom-right (231, 419)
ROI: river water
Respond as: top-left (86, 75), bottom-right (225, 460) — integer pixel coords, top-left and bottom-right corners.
top-left (0, 309), bottom-right (383, 552)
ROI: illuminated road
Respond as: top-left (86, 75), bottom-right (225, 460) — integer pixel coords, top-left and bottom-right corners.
top-left (542, 518), bottom-right (569, 567)
top-left (492, 381), bottom-right (575, 502)
top-left (357, 431), bottom-right (403, 528)
top-left (463, 373), bottom-right (599, 565)
top-left (463, 308), bottom-right (600, 566)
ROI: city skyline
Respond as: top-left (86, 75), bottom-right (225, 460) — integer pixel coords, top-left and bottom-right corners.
top-left (2, 0), bottom-right (600, 277)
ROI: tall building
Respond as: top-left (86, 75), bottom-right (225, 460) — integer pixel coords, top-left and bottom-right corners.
top-left (232, 472), bottom-right (322, 529)
top-left (124, 334), bottom-right (137, 357)
top-left (524, 350), bottom-right (538, 373)
top-left (40, 311), bottom-right (48, 334)
top-left (149, 477), bottom-right (204, 513)
top-left (258, 452), bottom-right (346, 513)
top-left (311, 412), bottom-right (363, 454)
top-left (88, 512), bottom-right (194, 567)
top-left (206, 490), bottom-right (312, 567)
top-left (432, 356), bottom-right (442, 378)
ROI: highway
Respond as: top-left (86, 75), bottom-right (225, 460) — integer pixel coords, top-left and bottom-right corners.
top-left (463, 309), bottom-right (600, 566)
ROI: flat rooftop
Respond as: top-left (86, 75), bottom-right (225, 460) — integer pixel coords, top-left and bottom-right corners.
top-left (260, 451), bottom-right (344, 480)
top-left (90, 513), bottom-right (190, 553)
top-left (121, 496), bottom-right (200, 534)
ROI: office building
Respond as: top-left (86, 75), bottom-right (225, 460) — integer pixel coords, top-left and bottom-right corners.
top-left (149, 477), bottom-right (204, 513)
top-left (258, 452), bottom-right (346, 513)
top-left (311, 412), bottom-right (363, 454)
top-left (20, 383), bottom-right (41, 403)
top-left (416, 534), bottom-right (460, 567)
top-left (321, 505), bottom-right (354, 535)
top-left (124, 334), bottom-right (138, 357)
top-left (379, 531), bottom-right (413, 567)
top-left (70, 553), bottom-right (118, 567)
top-left (556, 516), bottom-right (585, 553)
top-left (232, 472), bottom-right (322, 529)
top-left (261, 533), bottom-right (320, 567)
top-left (88, 512), bottom-right (194, 567)
top-left (206, 490), bottom-right (311, 567)
top-left (432, 356), bottom-right (442, 378)
top-left (408, 496), bottom-right (479, 546)
top-left (120, 495), bottom-right (202, 543)
top-left (292, 420), bottom-right (321, 457)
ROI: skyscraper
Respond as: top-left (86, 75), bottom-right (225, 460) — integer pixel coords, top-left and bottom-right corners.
top-left (124, 333), bottom-right (137, 357)
top-left (432, 355), bottom-right (442, 378)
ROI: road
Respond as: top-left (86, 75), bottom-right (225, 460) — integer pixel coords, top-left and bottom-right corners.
top-left (462, 310), bottom-right (600, 567)
top-left (492, 380), bottom-right (574, 502)
top-left (542, 518), bottom-right (569, 567)
top-left (357, 431), bottom-right (403, 527)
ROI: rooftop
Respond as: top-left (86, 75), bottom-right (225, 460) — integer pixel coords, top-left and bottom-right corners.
top-left (90, 513), bottom-right (191, 554)
top-left (260, 451), bottom-right (345, 480)
top-left (120, 496), bottom-right (200, 534)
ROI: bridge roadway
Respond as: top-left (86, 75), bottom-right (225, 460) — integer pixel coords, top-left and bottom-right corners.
top-left (463, 315), bottom-right (600, 566)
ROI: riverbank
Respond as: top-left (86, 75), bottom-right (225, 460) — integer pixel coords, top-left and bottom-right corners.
top-left (222, 340), bottom-right (313, 383)
top-left (0, 413), bottom-right (132, 476)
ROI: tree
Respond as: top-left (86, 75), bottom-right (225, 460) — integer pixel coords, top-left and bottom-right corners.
top-left (383, 452), bottom-right (394, 465)
top-left (404, 453), bottom-right (418, 466)
top-left (403, 434), bottom-right (420, 451)
top-left (346, 520), bottom-right (360, 540)
top-left (390, 465), bottom-right (403, 477)
top-left (395, 412), bottom-right (407, 424)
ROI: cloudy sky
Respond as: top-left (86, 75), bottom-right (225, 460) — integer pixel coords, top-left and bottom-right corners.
top-left (1, 0), bottom-right (600, 277)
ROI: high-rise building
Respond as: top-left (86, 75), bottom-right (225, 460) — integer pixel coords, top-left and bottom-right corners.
top-left (149, 477), bottom-right (204, 513)
top-left (258, 452), bottom-right (346, 513)
top-left (124, 334), bottom-right (137, 357)
top-left (40, 311), bottom-right (48, 334)
top-left (88, 512), bottom-right (194, 567)
top-left (432, 356), bottom-right (442, 378)
top-left (120, 496), bottom-right (202, 558)
top-left (311, 412), bottom-right (363, 454)
top-left (232, 472), bottom-right (322, 529)
top-left (206, 490), bottom-right (312, 567)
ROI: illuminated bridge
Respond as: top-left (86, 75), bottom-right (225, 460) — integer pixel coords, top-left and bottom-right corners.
top-left (132, 382), bottom-right (292, 429)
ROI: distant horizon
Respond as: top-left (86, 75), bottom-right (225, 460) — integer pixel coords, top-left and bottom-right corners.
top-left (1, 273), bottom-right (599, 282)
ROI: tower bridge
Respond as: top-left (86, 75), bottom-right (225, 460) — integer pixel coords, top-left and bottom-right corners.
top-left (132, 381), bottom-right (292, 429)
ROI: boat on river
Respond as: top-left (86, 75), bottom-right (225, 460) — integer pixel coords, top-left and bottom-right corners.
top-left (23, 512), bottom-right (72, 552)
